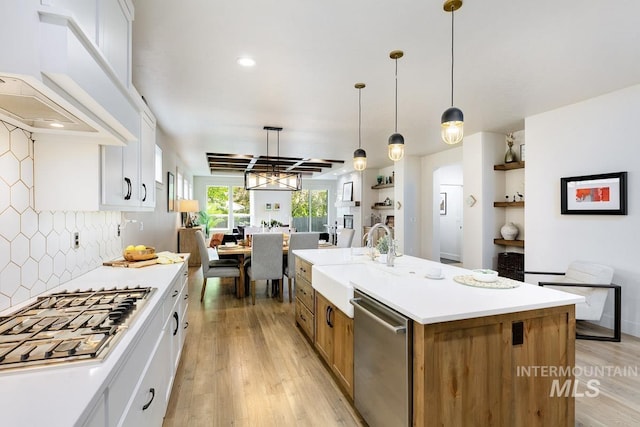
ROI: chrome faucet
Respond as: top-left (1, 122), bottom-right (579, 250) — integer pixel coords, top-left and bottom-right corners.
top-left (367, 223), bottom-right (395, 267)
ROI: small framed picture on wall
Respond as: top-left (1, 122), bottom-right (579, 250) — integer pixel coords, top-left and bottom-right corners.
top-left (265, 203), bottom-right (272, 211)
top-left (440, 192), bottom-right (447, 215)
top-left (274, 203), bottom-right (281, 211)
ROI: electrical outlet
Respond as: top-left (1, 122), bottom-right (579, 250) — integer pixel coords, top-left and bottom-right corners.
top-left (73, 232), bottom-right (80, 249)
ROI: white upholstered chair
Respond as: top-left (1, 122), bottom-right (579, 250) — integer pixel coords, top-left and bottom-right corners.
top-left (195, 230), bottom-right (241, 301)
top-left (336, 228), bottom-right (355, 248)
top-left (284, 232), bottom-right (319, 303)
top-left (537, 261), bottom-right (621, 341)
top-left (247, 233), bottom-right (284, 305)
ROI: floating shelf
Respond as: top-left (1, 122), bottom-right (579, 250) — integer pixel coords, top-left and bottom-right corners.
top-left (494, 161), bottom-right (525, 171)
top-left (335, 201), bottom-right (360, 207)
top-left (493, 239), bottom-right (524, 248)
top-left (493, 201), bottom-right (525, 208)
top-left (371, 205), bottom-right (393, 210)
top-left (371, 183), bottom-right (394, 190)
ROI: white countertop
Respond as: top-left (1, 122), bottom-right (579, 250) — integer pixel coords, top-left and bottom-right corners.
top-left (295, 249), bottom-right (584, 325)
top-left (0, 261), bottom-right (186, 427)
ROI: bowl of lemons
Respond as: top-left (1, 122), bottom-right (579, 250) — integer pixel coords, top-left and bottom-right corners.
top-left (123, 245), bottom-right (156, 261)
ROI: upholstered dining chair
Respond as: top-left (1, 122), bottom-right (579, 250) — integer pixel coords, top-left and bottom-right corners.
top-left (535, 260), bottom-right (621, 341)
top-left (246, 233), bottom-right (284, 305)
top-left (336, 228), bottom-right (355, 248)
top-left (284, 232), bottom-right (319, 303)
top-left (195, 230), bottom-right (241, 301)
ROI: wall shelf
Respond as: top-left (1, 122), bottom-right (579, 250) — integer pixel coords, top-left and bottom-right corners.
top-left (494, 162), bottom-right (525, 171)
top-left (371, 183), bottom-right (394, 190)
top-left (335, 201), bottom-right (360, 207)
top-left (493, 238), bottom-right (524, 248)
top-left (493, 201), bottom-right (525, 208)
top-left (371, 205), bottom-right (393, 210)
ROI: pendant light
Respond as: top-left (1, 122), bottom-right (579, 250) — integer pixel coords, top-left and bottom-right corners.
top-left (353, 83), bottom-right (367, 171)
top-left (388, 50), bottom-right (405, 161)
top-left (441, 0), bottom-right (464, 145)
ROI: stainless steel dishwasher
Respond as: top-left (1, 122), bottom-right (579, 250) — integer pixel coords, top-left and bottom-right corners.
top-left (350, 289), bottom-right (412, 427)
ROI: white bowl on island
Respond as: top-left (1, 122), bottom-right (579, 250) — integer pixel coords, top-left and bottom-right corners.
top-left (472, 269), bottom-right (499, 282)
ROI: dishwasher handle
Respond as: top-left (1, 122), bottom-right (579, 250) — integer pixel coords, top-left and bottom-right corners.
top-left (350, 298), bottom-right (407, 334)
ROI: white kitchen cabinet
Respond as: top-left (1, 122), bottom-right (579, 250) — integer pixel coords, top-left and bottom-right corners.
top-left (139, 110), bottom-right (157, 208)
top-left (86, 261), bottom-right (188, 427)
top-left (34, 103), bottom-right (156, 212)
top-left (118, 332), bottom-right (170, 427)
top-left (101, 95), bottom-right (156, 210)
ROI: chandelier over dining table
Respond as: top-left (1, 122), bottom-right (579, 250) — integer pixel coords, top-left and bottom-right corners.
top-left (244, 126), bottom-right (303, 191)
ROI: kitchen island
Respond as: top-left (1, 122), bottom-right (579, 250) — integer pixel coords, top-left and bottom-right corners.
top-left (0, 259), bottom-right (188, 427)
top-left (293, 248), bottom-right (583, 426)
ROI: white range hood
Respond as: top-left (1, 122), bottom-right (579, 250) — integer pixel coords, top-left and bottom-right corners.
top-left (0, 4), bottom-right (139, 146)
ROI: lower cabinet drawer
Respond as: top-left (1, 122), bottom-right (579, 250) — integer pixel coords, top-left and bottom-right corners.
top-left (295, 276), bottom-right (314, 312)
top-left (295, 299), bottom-right (314, 341)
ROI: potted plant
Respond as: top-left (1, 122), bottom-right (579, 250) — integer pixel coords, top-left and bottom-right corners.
top-left (198, 211), bottom-right (211, 236)
top-left (376, 235), bottom-right (390, 263)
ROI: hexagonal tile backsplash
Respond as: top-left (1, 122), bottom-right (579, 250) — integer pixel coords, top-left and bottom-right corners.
top-left (0, 121), bottom-right (122, 311)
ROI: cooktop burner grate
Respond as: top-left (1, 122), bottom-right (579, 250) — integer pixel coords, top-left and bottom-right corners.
top-left (0, 286), bottom-right (154, 371)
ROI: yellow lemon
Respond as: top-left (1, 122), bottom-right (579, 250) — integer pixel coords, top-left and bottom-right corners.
top-left (125, 245), bottom-right (135, 251)
top-left (134, 244), bottom-right (147, 251)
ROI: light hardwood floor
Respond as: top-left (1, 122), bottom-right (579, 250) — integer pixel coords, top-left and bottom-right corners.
top-left (163, 268), bottom-right (364, 426)
top-left (164, 267), bottom-right (640, 426)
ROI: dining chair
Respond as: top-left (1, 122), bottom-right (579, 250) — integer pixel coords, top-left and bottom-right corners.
top-left (195, 230), bottom-right (241, 301)
top-left (336, 228), bottom-right (355, 248)
top-left (536, 260), bottom-right (620, 341)
top-left (246, 233), bottom-right (284, 305)
top-left (284, 232), bottom-right (319, 303)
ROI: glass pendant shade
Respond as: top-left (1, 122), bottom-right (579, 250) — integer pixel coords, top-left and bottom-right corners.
top-left (441, 107), bottom-right (464, 145)
top-left (353, 148), bottom-right (367, 171)
top-left (388, 133), bottom-right (405, 161)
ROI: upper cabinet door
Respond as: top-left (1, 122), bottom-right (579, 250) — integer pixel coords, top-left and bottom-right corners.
top-left (99, 0), bottom-right (132, 87)
top-left (139, 110), bottom-right (156, 208)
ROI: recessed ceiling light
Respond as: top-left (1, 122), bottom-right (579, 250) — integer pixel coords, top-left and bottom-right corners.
top-left (237, 57), bottom-right (256, 67)
top-left (49, 122), bottom-right (64, 128)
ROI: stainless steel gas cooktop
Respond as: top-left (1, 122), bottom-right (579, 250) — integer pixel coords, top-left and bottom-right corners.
top-left (0, 287), bottom-right (154, 371)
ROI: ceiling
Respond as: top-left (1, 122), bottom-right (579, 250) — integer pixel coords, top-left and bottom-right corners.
top-left (131, 0), bottom-right (640, 178)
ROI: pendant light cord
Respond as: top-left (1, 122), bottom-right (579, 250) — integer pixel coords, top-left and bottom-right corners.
top-left (358, 87), bottom-right (362, 148)
top-left (450, 5), bottom-right (455, 107)
top-left (276, 130), bottom-right (280, 173)
top-left (394, 58), bottom-right (399, 132)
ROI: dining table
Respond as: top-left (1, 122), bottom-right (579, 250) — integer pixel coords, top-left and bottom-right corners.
top-left (216, 241), bottom-right (335, 298)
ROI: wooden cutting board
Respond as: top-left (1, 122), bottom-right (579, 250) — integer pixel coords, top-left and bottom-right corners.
top-left (103, 258), bottom-right (160, 268)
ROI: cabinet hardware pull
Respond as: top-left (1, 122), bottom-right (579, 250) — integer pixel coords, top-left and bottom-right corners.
top-left (326, 306), bottom-right (334, 328)
top-left (184, 294), bottom-right (188, 300)
top-left (184, 321), bottom-right (189, 329)
top-left (142, 387), bottom-right (155, 410)
top-left (123, 177), bottom-right (132, 200)
top-left (142, 183), bottom-right (147, 202)
top-left (172, 290), bottom-right (179, 297)
top-left (300, 314), bottom-right (306, 321)
top-left (173, 312), bottom-right (179, 336)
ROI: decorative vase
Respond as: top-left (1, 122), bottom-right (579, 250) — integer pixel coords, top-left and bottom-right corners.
top-left (504, 133), bottom-right (517, 163)
top-left (500, 222), bottom-right (519, 240)
top-left (378, 253), bottom-right (388, 264)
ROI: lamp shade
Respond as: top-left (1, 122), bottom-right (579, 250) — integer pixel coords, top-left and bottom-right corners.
top-left (178, 199), bottom-right (200, 212)
top-left (388, 133), bottom-right (405, 161)
top-left (353, 148), bottom-right (367, 171)
top-left (441, 107), bottom-right (464, 145)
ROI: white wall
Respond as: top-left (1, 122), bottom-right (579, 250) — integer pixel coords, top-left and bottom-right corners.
top-left (420, 146), bottom-right (463, 261)
top-left (439, 164), bottom-right (463, 261)
top-left (525, 84), bottom-right (640, 337)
